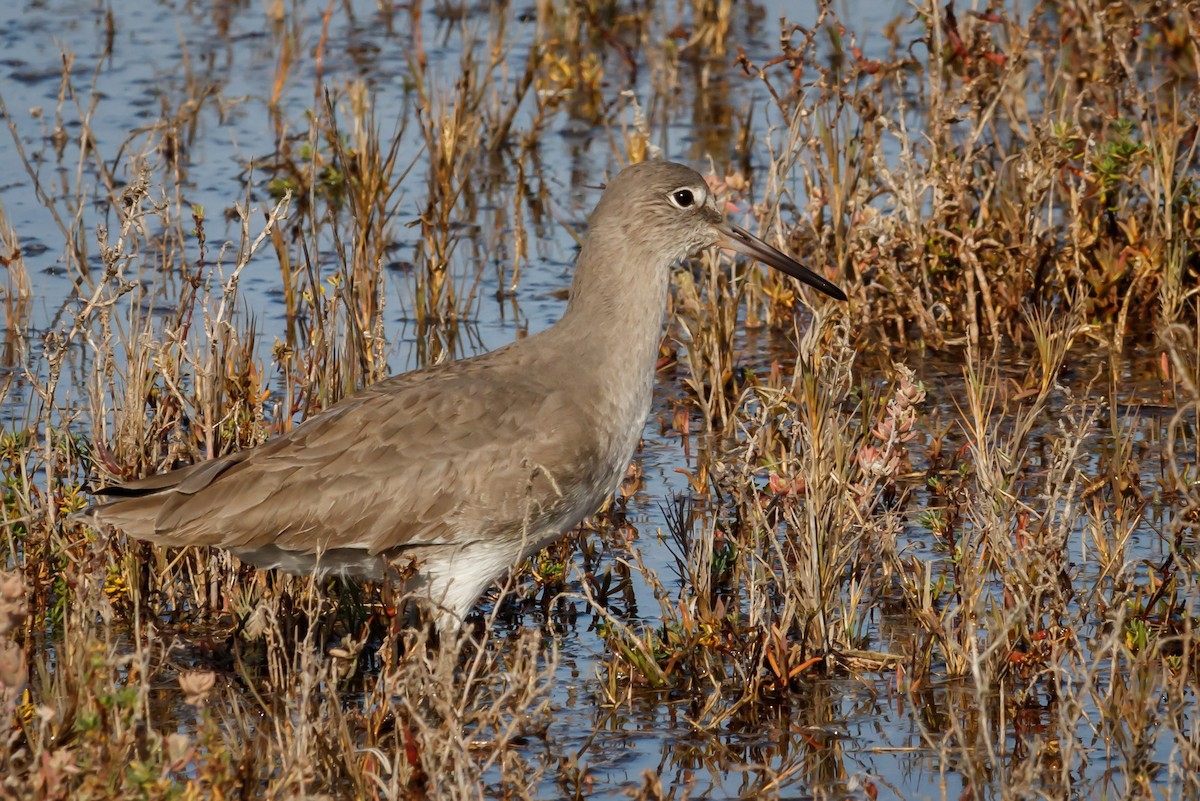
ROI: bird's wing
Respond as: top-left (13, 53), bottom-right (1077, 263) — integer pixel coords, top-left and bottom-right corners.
top-left (91, 353), bottom-right (606, 557)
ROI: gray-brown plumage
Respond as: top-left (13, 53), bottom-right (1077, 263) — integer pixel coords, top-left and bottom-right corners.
top-left (84, 161), bottom-right (847, 631)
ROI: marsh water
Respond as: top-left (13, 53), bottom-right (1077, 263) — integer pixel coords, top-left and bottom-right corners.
top-left (1, 1), bottom-right (1195, 799)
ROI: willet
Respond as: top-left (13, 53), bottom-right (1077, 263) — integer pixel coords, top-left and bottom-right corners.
top-left (84, 161), bottom-right (847, 632)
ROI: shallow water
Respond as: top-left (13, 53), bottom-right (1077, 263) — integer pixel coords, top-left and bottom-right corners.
top-left (1, 1), bottom-right (1193, 799)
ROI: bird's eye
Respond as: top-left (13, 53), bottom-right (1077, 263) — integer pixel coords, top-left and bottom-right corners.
top-left (670, 189), bottom-right (695, 208)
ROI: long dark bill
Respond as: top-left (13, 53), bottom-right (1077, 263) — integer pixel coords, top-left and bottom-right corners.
top-left (716, 220), bottom-right (847, 302)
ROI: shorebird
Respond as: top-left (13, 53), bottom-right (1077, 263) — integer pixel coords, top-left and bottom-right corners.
top-left (84, 160), bottom-right (847, 632)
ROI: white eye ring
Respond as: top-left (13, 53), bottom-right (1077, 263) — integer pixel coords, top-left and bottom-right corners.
top-left (668, 188), bottom-right (698, 209)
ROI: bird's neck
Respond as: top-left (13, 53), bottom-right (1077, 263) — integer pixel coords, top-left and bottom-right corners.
top-left (557, 235), bottom-right (674, 376)
top-left (544, 234), bottom-right (674, 470)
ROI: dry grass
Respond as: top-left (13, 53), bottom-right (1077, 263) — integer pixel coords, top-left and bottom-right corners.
top-left (0, 0), bottom-right (1197, 798)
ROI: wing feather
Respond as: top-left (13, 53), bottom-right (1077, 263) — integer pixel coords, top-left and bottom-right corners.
top-left (89, 350), bottom-right (609, 562)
